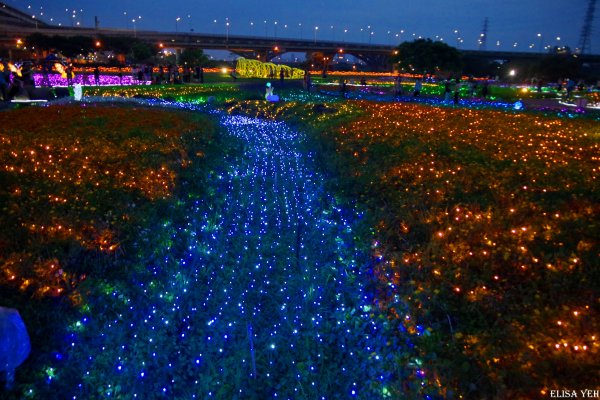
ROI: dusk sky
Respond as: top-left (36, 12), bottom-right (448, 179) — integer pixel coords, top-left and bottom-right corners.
top-left (7, 0), bottom-right (598, 53)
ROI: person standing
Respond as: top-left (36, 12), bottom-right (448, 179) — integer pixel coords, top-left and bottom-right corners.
top-left (41, 62), bottom-right (51, 87)
top-left (66, 64), bottom-right (74, 86)
top-left (453, 78), bottom-right (461, 105)
top-left (0, 63), bottom-right (8, 101)
top-left (394, 75), bottom-right (403, 97)
top-left (443, 79), bottom-right (452, 102)
top-left (566, 78), bottom-right (576, 98)
top-left (303, 70), bottom-right (308, 91)
top-left (340, 78), bottom-right (348, 98)
top-left (158, 65), bottom-right (164, 85)
top-left (413, 78), bottom-right (422, 97)
top-left (481, 79), bottom-right (489, 98)
top-left (94, 65), bottom-right (100, 85)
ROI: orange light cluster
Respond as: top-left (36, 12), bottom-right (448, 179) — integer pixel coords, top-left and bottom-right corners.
top-left (0, 105), bottom-right (204, 301)
top-left (332, 100), bottom-right (599, 393)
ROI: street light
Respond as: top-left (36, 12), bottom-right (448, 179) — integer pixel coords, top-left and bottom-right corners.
top-left (226, 18), bottom-right (230, 42)
top-left (175, 17), bottom-right (180, 33)
top-left (274, 21), bottom-right (278, 38)
top-left (396, 29), bottom-right (404, 44)
top-left (314, 26), bottom-right (318, 44)
top-left (298, 23), bottom-right (303, 39)
top-left (132, 18), bottom-right (137, 37)
top-left (537, 33), bottom-right (543, 53)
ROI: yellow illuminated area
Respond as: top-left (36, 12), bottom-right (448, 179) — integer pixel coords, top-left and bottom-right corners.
top-left (235, 57), bottom-right (305, 79)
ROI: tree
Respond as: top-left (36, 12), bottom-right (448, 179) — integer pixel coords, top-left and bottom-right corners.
top-left (25, 34), bottom-right (93, 57)
top-left (98, 35), bottom-right (134, 55)
top-left (57, 36), bottom-right (95, 58)
top-left (179, 48), bottom-right (209, 66)
top-left (130, 41), bottom-right (155, 63)
top-left (393, 39), bottom-right (463, 75)
top-left (26, 33), bottom-right (55, 51)
top-left (534, 55), bottom-right (580, 81)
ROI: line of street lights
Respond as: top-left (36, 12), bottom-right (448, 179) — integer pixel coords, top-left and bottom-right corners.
top-left (23, 6), bottom-right (576, 52)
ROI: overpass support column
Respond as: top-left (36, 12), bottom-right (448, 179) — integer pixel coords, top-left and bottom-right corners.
top-left (175, 48), bottom-right (182, 65)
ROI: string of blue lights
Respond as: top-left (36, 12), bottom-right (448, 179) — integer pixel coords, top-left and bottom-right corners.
top-left (50, 105), bottom-right (426, 399)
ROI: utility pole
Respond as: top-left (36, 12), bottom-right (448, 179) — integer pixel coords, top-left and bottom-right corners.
top-left (578, 0), bottom-right (596, 54)
top-left (478, 17), bottom-right (488, 50)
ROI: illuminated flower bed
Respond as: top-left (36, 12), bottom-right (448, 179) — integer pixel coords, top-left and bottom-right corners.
top-left (33, 73), bottom-right (149, 87)
top-left (83, 84), bottom-right (241, 103)
top-left (0, 105), bottom-right (217, 397)
top-left (0, 104), bottom-right (214, 300)
top-left (1, 90), bottom-right (598, 399)
top-left (0, 101), bottom-right (419, 399)
top-left (309, 101), bottom-right (599, 398)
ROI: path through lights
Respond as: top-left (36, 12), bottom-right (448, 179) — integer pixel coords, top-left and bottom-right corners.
top-left (41, 98), bottom-right (428, 399)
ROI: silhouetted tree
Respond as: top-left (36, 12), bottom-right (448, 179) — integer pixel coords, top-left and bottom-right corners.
top-left (179, 48), bottom-right (209, 66)
top-left (26, 34), bottom-right (93, 57)
top-left (98, 35), bottom-right (134, 54)
top-left (130, 42), bottom-right (154, 63)
top-left (393, 39), bottom-right (463, 75)
top-left (534, 55), bottom-right (580, 81)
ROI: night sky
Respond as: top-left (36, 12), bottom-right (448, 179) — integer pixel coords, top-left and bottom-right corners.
top-left (7, 0), bottom-right (598, 53)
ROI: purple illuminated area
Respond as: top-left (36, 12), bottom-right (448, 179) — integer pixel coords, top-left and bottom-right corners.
top-left (33, 73), bottom-right (150, 87)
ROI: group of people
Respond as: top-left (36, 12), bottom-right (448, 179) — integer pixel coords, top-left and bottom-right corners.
top-left (326, 73), bottom-right (494, 104)
top-left (0, 60), bottom-right (34, 101)
top-left (392, 75), bottom-right (423, 97)
top-left (120, 64), bottom-right (205, 85)
top-left (556, 78), bottom-right (597, 98)
top-left (441, 77), bottom-right (482, 104)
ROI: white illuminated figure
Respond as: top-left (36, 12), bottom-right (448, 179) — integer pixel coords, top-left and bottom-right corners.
top-left (73, 83), bottom-right (83, 101)
top-left (265, 82), bottom-right (279, 102)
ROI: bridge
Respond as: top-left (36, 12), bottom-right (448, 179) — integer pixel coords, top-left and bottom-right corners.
top-left (2, 2), bottom-right (599, 68)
